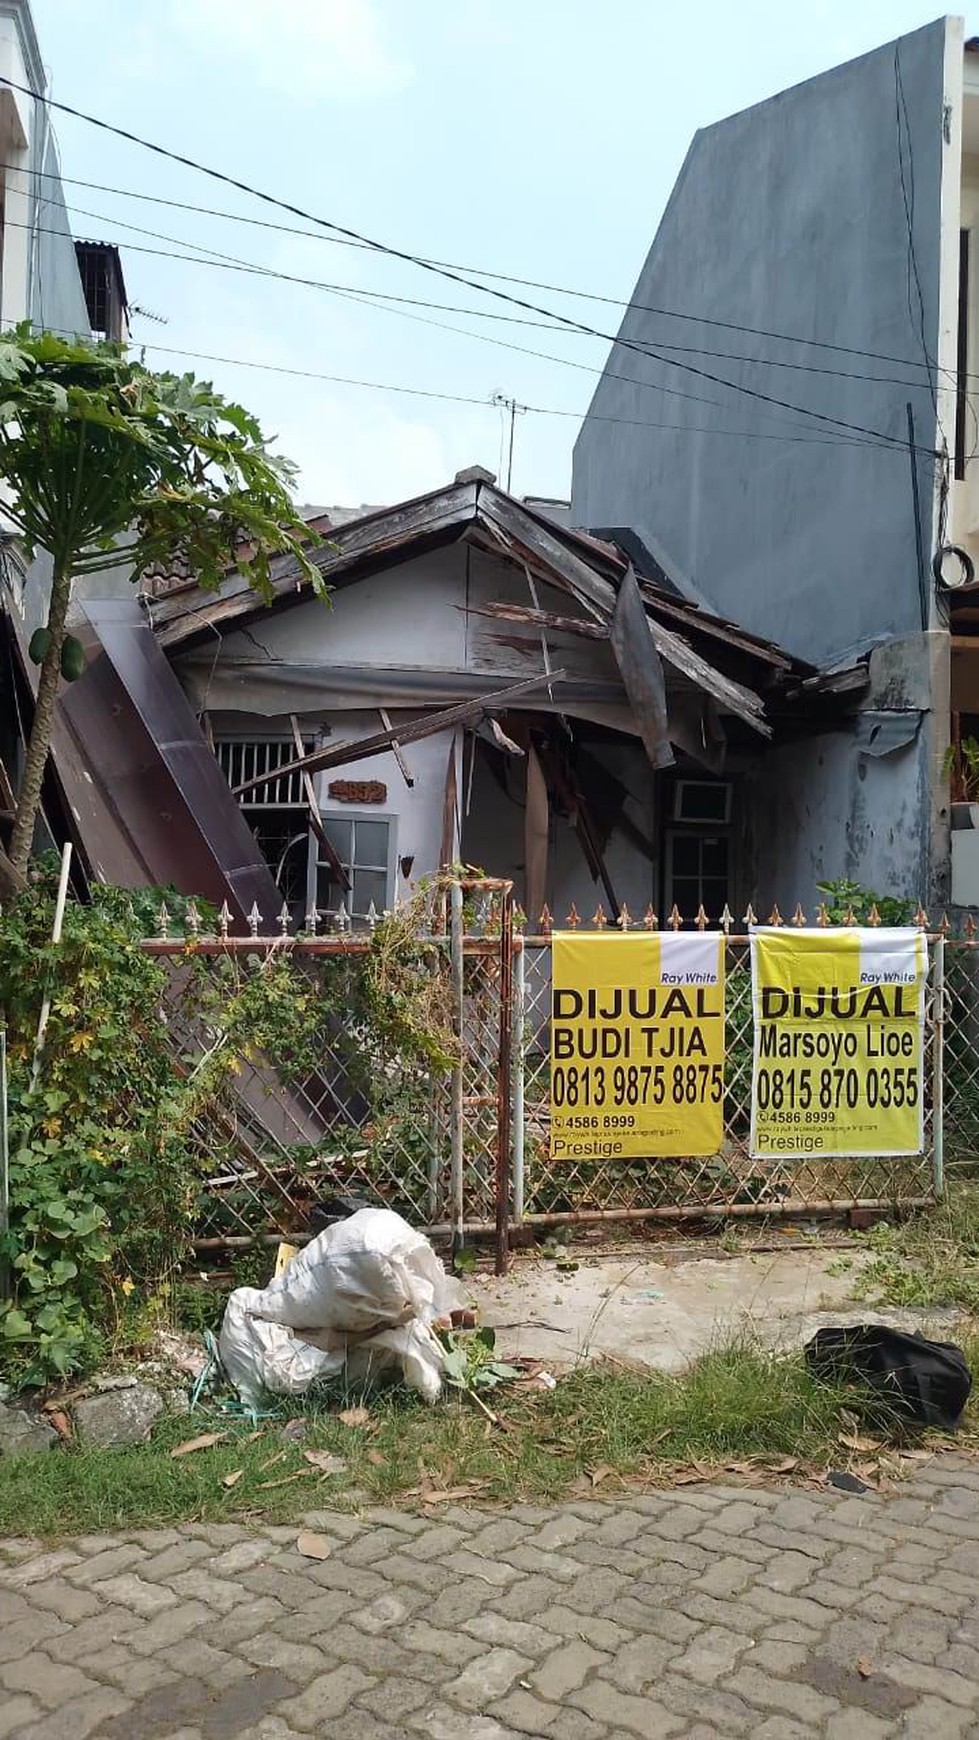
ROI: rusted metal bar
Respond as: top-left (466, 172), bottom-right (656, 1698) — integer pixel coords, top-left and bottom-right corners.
top-left (518, 1197), bottom-right (935, 1228)
top-left (933, 934), bottom-right (946, 1200)
top-left (495, 885), bottom-right (514, 1276)
top-left (450, 881), bottom-right (465, 1263)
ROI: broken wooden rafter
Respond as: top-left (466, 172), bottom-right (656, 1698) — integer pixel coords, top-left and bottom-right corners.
top-left (231, 669), bottom-right (568, 800)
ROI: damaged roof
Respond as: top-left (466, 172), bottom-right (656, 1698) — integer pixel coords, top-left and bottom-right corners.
top-left (149, 474), bottom-right (814, 742)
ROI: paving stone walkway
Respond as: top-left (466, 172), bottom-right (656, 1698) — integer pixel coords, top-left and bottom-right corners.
top-left (5, 1461), bottom-right (979, 1738)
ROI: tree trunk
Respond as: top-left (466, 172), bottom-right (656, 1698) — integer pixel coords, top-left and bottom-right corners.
top-left (8, 558), bottom-right (73, 877)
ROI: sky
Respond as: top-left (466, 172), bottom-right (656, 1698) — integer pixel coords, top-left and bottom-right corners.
top-left (26, 1), bottom-right (976, 510)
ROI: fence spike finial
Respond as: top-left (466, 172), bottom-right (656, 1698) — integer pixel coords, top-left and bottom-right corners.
top-left (668, 903), bottom-right (682, 932)
top-left (817, 902), bottom-right (830, 928)
top-left (305, 905), bottom-right (319, 937)
top-left (844, 904), bottom-right (857, 927)
top-left (593, 903), bottom-right (608, 930)
top-left (792, 903), bottom-right (806, 928)
top-left (768, 903), bottom-right (783, 927)
top-left (695, 903), bottom-right (708, 932)
top-left (566, 903), bottom-right (580, 929)
top-left (940, 910), bottom-right (951, 937)
top-left (967, 913), bottom-right (976, 941)
top-left (247, 901), bottom-right (261, 938)
top-left (366, 900), bottom-right (379, 931)
top-left (157, 900), bottom-right (170, 940)
top-left (186, 899), bottom-right (201, 938)
top-left (720, 903), bottom-right (733, 936)
top-left (868, 902), bottom-right (881, 927)
top-left (644, 904), bottom-right (659, 931)
top-left (218, 900), bottom-right (231, 939)
top-left (539, 903), bottom-right (553, 937)
top-left (336, 899), bottom-right (351, 934)
top-left (278, 901), bottom-right (291, 937)
top-left (743, 903), bottom-right (757, 927)
top-left (915, 903), bottom-right (929, 930)
top-left (618, 902), bottom-right (632, 930)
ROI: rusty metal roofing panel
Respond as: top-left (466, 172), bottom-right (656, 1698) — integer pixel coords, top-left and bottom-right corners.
top-left (30, 600), bottom-right (283, 923)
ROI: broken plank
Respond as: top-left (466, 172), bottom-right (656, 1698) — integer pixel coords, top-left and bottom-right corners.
top-left (231, 670), bottom-right (568, 799)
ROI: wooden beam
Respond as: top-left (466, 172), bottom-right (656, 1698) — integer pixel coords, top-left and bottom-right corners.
top-left (231, 669), bottom-right (568, 798)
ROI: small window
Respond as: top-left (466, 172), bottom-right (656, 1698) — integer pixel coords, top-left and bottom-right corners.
top-left (317, 814), bottom-right (394, 918)
top-left (671, 780), bottom-right (732, 824)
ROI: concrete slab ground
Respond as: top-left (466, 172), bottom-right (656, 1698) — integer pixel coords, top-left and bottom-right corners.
top-left (472, 1249), bottom-right (962, 1372)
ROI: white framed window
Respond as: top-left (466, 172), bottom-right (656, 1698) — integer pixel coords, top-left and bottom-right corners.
top-left (671, 780), bottom-right (732, 825)
top-left (316, 813), bottom-right (397, 919)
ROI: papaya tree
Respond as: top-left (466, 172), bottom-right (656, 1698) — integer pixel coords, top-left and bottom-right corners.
top-left (0, 327), bottom-right (324, 890)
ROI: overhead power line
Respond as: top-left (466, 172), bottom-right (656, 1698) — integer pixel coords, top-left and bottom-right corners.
top-left (10, 214), bottom-right (890, 450)
top-left (134, 340), bottom-right (881, 449)
top-left (0, 76), bottom-right (940, 456)
top-left (55, 198), bottom-right (945, 397)
top-left (20, 162), bottom-right (948, 379)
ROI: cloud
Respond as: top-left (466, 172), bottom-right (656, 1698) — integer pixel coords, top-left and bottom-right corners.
top-left (167, 0), bottom-right (412, 103)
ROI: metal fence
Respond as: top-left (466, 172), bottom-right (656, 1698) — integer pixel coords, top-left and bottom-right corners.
top-left (138, 889), bottom-right (979, 1269)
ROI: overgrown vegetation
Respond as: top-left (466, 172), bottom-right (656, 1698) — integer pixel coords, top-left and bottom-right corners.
top-left (851, 1183), bottom-right (979, 1315)
top-left (0, 872), bottom-right (459, 1389)
top-left (815, 879), bottom-right (915, 927)
top-left (1, 1337), bottom-right (957, 1538)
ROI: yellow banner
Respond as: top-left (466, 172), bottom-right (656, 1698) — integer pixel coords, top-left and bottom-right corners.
top-left (749, 928), bottom-right (927, 1159)
top-left (550, 931), bottom-right (725, 1159)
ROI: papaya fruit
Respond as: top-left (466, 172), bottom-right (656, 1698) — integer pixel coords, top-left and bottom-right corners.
top-left (60, 635), bottom-right (85, 682)
top-left (27, 626), bottom-right (52, 665)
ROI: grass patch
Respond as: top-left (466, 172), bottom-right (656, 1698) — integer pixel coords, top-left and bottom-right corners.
top-left (0, 1338), bottom-right (968, 1539)
top-left (852, 1183), bottom-right (979, 1315)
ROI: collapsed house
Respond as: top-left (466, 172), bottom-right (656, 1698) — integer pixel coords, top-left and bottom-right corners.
top-left (2, 468), bottom-right (867, 924)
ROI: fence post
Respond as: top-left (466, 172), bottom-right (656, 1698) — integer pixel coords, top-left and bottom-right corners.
top-left (495, 889), bottom-right (514, 1276)
top-left (450, 881), bottom-right (465, 1261)
top-left (932, 933), bottom-right (945, 1201)
top-left (511, 937), bottom-right (525, 1226)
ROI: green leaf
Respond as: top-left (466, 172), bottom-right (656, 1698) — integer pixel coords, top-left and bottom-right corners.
top-left (474, 1326), bottom-right (496, 1351)
top-left (1, 1308), bottom-right (32, 1340)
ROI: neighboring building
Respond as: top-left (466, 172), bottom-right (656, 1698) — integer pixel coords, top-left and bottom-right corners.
top-left (572, 16), bottom-right (979, 911)
top-left (0, 0), bottom-right (129, 860)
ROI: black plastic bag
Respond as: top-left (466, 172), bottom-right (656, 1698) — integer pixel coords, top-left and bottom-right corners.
top-left (805, 1325), bottom-right (972, 1430)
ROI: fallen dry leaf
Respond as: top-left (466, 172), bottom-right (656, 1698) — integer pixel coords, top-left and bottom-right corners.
top-left (303, 1451), bottom-right (348, 1477)
top-left (280, 1417), bottom-right (307, 1443)
top-left (258, 1449), bottom-right (287, 1473)
top-left (296, 1530), bottom-right (333, 1560)
top-left (47, 1410), bottom-right (73, 1442)
top-left (589, 1464), bottom-right (613, 1488)
top-left (338, 1407), bottom-right (370, 1429)
top-left (221, 1469), bottom-right (244, 1489)
top-left (170, 1432), bottom-right (226, 1459)
top-left (260, 1471), bottom-right (317, 1490)
top-left (841, 1433), bottom-right (885, 1454)
top-left (366, 1449), bottom-right (387, 1468)
top-left (857, 1657), bottom-right (875, 1680)
top-left (767, 1457), bottom-right (799, 1474)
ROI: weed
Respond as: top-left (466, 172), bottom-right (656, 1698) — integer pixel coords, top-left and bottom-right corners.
top-left (0, 1337), bottom-right (956, 1538)
top-left (852, 1184), bottom-right (979, 1315)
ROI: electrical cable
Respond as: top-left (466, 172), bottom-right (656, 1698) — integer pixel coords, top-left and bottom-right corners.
top-left (56, 195), bottom-right (956, 397)
top-left (0, 76), bottom-right (939, 456)
top-left (13, 160), bottom-right (960, 380)
top-left (18, 216), bottom-right (893, 450)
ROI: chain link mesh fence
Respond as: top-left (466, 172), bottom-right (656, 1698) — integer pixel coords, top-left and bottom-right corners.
top-left (137, 899), bottom-right (979, 1250)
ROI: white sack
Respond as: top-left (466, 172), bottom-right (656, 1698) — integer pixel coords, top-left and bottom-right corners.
top-left (218, 1210), bottom-right (464, 1408)
top-left (217, 1286), bottom-right (343, 1411)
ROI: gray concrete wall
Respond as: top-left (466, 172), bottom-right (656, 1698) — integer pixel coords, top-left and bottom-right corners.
top-left (30, 129), bottom-right (91, 340)
top-left (571, 20), bottom-right (948, 670)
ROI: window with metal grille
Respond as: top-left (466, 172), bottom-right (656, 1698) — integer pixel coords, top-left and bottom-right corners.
top-left (215, 738), bottom-right (311, 809)
top-left (316, 814), bottom-right (394, 918)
